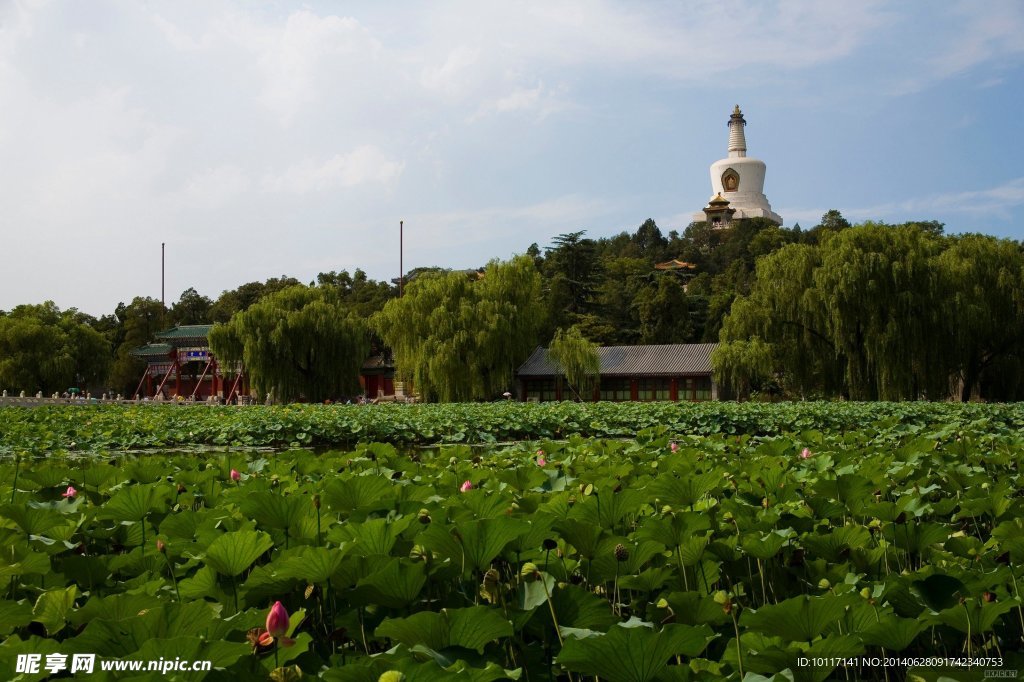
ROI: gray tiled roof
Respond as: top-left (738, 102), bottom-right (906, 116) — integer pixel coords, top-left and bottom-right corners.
top-left (129, 343), bottom-right (174, 358)
top-left (517, 343), bottom-right (716, 377)
top-left (155, 325), bottom-right (213, 340)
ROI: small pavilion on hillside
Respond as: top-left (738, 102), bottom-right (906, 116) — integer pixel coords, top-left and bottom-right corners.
top-left (130, 324), bottom-right (249, 402)
top-left (516, 343), bottom-right (719, 402)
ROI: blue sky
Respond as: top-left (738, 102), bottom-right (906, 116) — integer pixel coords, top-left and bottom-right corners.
top-left (1, 1), bottom-right (1022, 316)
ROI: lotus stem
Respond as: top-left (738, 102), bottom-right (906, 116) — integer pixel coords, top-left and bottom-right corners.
top-left (10, 453), bottom-right (20, 504)
top-left (1009, 571), bottom-right (1024, 646)
top-left (730, 605), bottom-right (744, 679)
top-left (963, 601), bottom-right (972, 657)
top-left (162, 552), bottom-right (180, 601)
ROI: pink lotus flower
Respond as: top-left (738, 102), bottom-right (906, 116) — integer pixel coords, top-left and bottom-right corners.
top-left (801, 448), bottom-right (812, 459)
top-left (230, 469), bottom-right (241, 481)
top-left (460, 480), bottom-right (473, 493)
top-left (670, 442), bottom-right (679, 453)
top-left (537, 456), bottom-right (546, 466)
top-left (266, 601), bottom-right (289, 637)
top-left (61, 486), bottom-right (77, 498)
top-left (262, 601), bottom-right (296, 647)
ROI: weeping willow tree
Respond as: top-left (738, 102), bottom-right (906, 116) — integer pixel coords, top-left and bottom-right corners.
top-left (371, 255), bottom-right (544, 402)
top-left (716, 223), bottom-right (970, 400)
top-left (209, 285), bottom-right (369, 403)
top-left (548, 326), bottom-right (600, 400)
top-left (713, 243), bottom-right (841, 398)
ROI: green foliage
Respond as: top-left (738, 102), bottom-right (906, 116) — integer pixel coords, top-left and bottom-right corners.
top-left (548, 326), bottom-right (600, 400)
top-left (107, 296), bottom-right (168, 395)
top-left (209, 285), bottom-right (369, 402)
top-left (372, 256), bottom-right (544, 402)
top-left (0, 406), bottom-right (1023, 678)
top-left (717, 223), bottom-right (1024, 400)
top-left (0, 301), bottom-right (111, 394)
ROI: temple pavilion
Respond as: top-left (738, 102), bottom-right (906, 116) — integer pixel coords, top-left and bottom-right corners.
top-left (130, 325), bottom-right (249, 401)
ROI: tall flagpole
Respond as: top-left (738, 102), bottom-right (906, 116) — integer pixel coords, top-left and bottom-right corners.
top-left (399, 220), bottom-right (404, 298)
top-left (161, 242), bottom-right (165, 308)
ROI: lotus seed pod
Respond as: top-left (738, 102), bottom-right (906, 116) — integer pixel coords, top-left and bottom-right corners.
top-left (818, 578), bottom-right (831, 590)
top-left (379, 672), bottom-right (405, 682)
top-left (614, 543), bottom-right (629, 562)
top-left (312, 494), bottom-right (321, 509)
top-left (176, 483), bottom-right (187, 494)
top-left (542, 538), bottom-right (557, 551)
top-left (418, 508), bottom-right (432, 524)
top-left (520, 562), bottom-right (539, 579)
top-left (859, 587), bottom-right (871, 599)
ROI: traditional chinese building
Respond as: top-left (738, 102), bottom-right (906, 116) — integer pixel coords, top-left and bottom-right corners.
top-left (516, 343), bottom-right (719, 402)
top-left (129, 324), bottom-right (249, 401)
top-left (360, 353), bottom-right (396, 399)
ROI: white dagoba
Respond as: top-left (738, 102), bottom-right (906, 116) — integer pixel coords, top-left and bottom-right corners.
top-left (693, 105), bottom-right (782, 227)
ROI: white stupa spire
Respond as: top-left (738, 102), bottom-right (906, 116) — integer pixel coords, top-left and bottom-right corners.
top-left (727, 105), bottom-right (747, 158)
top-left (691, 105), bottom-right (782, 226)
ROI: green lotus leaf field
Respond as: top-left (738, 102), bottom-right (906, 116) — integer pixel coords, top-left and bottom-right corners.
top-left (1, 401), bottom-right (1023, 680)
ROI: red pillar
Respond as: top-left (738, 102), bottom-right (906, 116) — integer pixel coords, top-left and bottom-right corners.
top-left (630, 378), bottom-right (638, 402)
top-left (174, 355), bottom-right (181, 397)
top-left (210, 358), bottom-right (217, 399)
top-left (670, 378), bottom-right (678, 402)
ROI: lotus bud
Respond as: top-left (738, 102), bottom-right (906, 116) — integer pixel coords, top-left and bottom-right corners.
top-left (670, 441), bottom-right (678, 453)
top-left (312, 494), bottom-right (321, 509)
top-left (266, 601), bottom-right (289, 637)
top-left (801, 448), bottom-right (812, 459)
top-left (230, 469), bottom-right (241, 481)
top-left (713, 590), bottom-right (732, 614)
top-left (460, 480), bottom-right (473, 493)
top-left (156, 539), bottom-right (166, 553)
top-left (614, 543), bottom-right (629, 562)
top-left (62, 486), bottom-right (77, 498)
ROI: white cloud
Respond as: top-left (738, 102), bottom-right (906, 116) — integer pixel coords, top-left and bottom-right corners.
top-left (420, 46), bottom-right (482, 95)
top-left (263, 146), bottom-right (404, 194)
top-left (244, 10), bottom-right (383, 126)
top-left (179, 165), bottom-right (251, 208)
top-left (930, 0), bottom-right (1024, 79)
